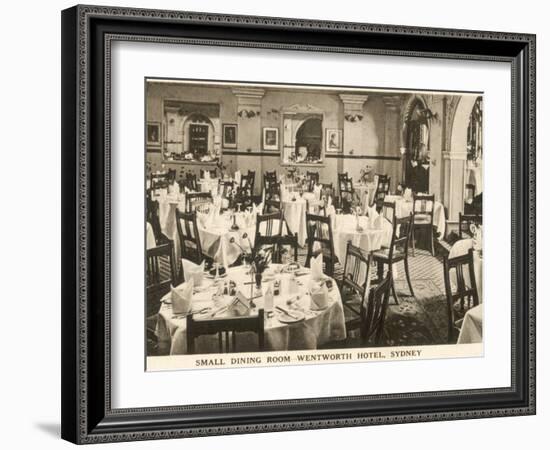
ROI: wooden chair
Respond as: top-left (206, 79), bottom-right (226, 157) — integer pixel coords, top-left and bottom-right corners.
top-left (272, 233), bottom-right (299, 264)
top-left (339, 241), bottom-right (373, 332)
top-left (218, 180), bottom-right (234, 200)
top-left (372, 213), bottom-right (414, 304)
top-left (360, 273), bottom-right (392, 346)
top-left (380, 201), bottom-right (396, 224)
top-left (253, 211), bottom-right (283, 256)
top-left (459, 212), bottom-right (483, 239)
top-left (146, 240), bottom-right (176, 318)
top-left (240, 172), bottom-right (255, 195)
top-left (338, 176), bottom-right (355, 214)
top-left (305, 213), bottom-right (336, 277)
top-left (182, 172), bottom-right (198, 192)
top-left (306, 171), bottom-right (320, 191)
top-left (175, 209), bottom-right (204, 265)
top-left (187, 309), bottom-right (265, 354)
top-left (443, 248), bottom-right (480, 343)
top-left (150, 169), bottom-right (176, 191)
top-left (264, 170), bottom-right (277, 183)
top-left (411, 194), bottom-right (435, 256)
top-left (372, 174), bottom-right (391, 210)
top-left (185, 192), bottom-right (213, 212)
top-left (146, 197), bottom-right (167, 245)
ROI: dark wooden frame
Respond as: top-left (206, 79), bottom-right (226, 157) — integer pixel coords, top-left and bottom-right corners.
top-left (62, 5), bottom-right (535, 444)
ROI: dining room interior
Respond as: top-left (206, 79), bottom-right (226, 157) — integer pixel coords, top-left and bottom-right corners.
top-left (145, 78), bottom-right (483, 367)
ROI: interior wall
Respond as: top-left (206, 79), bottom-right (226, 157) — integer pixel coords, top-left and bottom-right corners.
top-left (146, 82), bottom-right (450, 201)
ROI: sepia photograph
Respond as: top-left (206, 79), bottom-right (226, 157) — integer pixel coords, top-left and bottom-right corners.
top-left (145, 79), bottom-right (483, 371)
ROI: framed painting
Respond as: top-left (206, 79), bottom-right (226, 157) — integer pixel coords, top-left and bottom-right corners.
top-left (61, 5), bottom-right (535, 444)
top-left (263, 127), bottom-right (279, 151)
top-left (326, 128), bottom-right (343, 153)
top-left (222, 123), bottom-right (238, 149)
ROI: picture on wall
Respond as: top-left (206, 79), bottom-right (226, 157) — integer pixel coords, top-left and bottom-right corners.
top-left (145, 78), bottom-right (484, 372)
top-left (326, 128), bottom-right (343, 153)
top-left (263, 127), bottom-right (279, 151)
top-left (222, 123), bottom-right (238, 149)
top-left (146, 121), bottom-right (161, 147)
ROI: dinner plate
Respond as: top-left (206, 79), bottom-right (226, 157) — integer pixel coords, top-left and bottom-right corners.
top-left (276, 309), bottom-right (305, 324)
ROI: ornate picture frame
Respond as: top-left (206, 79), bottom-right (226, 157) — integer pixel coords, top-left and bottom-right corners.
top-left (61, 5), bottom-right (535, 444)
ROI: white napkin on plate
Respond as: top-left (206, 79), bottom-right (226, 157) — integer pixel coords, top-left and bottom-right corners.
top-left (231, 292), bottom-right (250, 316)
top-left (234, 170), bottom-right (241, 184)
top-left (171, 280), bottom-right (194, 315)
top-left (181, 258), bottom-right (204, 286)
top-left (309, 281), bottom-right (329, 310)
top-left (310, 253), bottom-right (324, 280)
top-left (404, 188), bottom-right (413, 201)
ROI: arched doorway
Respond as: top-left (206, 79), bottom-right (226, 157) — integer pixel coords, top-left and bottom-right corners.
top-left (294, 117), bottom-right (323, 163)
top-left (403, 97), bottom-right (430, 193)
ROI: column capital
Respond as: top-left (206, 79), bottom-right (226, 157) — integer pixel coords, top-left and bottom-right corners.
top-left (382, 95), bottom-right (402, 111)
top-left (231, 87), bottom-right (265, 102)
top-left (339, 94), bottom-right (369, 108)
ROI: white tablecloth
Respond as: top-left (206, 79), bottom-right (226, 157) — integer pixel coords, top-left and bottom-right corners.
top-left (146, 222), bottom-right (156, 249)
top-left (384, 195), bottom-right (446, 239)
top-left (198, 214), bottom-right (256, 267)
top-left (156, 265), bottom-right (346, 354)
top-left (282, 197), bottom-right (308, 246)
top-left (332, 214), bottom-right (393, 263)
top-left (457, 304), bottom-right (483, 344)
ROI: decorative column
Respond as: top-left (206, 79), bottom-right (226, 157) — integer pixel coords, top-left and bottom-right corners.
top-left (382, 95), bottom-right (402, 191)
top-left (339, 94), bottom-right (368, 178)
top-left (231, 88), bottom-right (265, 191)
top-left (442, 150), bottom-right (467, 224)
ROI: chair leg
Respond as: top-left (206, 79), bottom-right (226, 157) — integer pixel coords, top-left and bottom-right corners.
top-left (391, 277), bottom-right (399, 305)
top-left (411, 226), bottom-right (416, 257)
top-left (403, 257), bottom-right (415, 297)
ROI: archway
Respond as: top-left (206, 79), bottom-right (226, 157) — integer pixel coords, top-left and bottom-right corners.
top-left (401, 95), bottom-right (430, 192)
top-left (445, 95), bottom-right (480, 222)
top-left (294, 117), bottom-right (323, 163)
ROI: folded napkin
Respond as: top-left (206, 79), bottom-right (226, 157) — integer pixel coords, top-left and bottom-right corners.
top-left (171, 280), bottom-right (194, 315)
top-left (309, 280), bottom-right (329, 310)
top-left (230, 291), bottom-right (250, 316)
top-left (373, 215), bottom-right (384, 230)
top-left (263, 283), bottom-right (274, 311)
top-left (310, 252), bottom-right (324, 281)
top-left (403, 188), bottom-right (413, 201)
top-left (181, 258), bottom-right (204, 286)
top-left (204, 171), bottom-right (210, 180)
top-left (313, 184), bottom-right (322, 200)
top-left (234, 170), bottom-right (241, 184)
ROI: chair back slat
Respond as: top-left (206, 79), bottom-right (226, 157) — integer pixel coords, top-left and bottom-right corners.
top-left (187, 309), bottom-right (265, 354)
top-left (360, 273), bottom-right (392, 345)
top-left (442, 248), bottom-right (480, 342)
top-left (305, 213), bottom-right (336, 277)
top-left (175, 209), bottom-right (203, 265)
top-left (146, 241), bottom-right (175, 317)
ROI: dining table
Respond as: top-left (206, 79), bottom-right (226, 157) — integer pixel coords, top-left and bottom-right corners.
top-left (155, 264), bottom-right (347, 355)
top-left (457, 304), bottom-right (483, 344)
top-left (332, 214), bottom-right (393, 264)
top-left (384, 194), bottom-right (446, 239)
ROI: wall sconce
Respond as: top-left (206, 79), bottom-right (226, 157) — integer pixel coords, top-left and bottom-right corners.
top-left (344, 114), bottom-right (363, 122)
